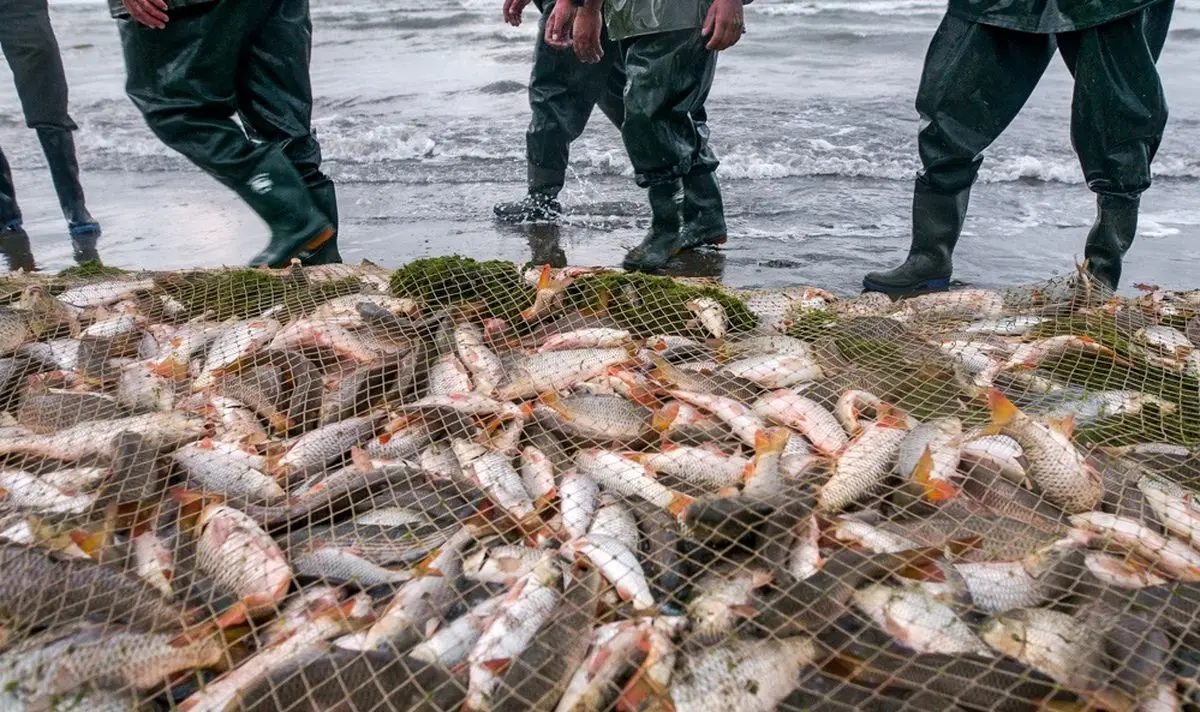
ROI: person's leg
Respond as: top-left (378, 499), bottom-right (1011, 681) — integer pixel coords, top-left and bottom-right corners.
top-left (1056, 1), bottom-right (1172, 290)
top-left (495, 0), bottom-right (621, 222)
top-left (0, 0), bottom-right (101, 260)
top-left (238, 0), bottom-right (339, 264)
top-left (119, 2), bottom-right (330, 268)
top-left (0, 147), bottom-right (21, 231)
top-left (620, 29), bottom-right (719, 272)
top-left (862, 15), bottom-right (1056, 295)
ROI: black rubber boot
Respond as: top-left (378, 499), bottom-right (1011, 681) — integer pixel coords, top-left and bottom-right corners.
top-left (862, 181), bottom-right (970, 296)
top-left (1083, 194), bottom-right (1139, 291)
top-left (299, 179), bottom-right (342, 266)
top-left (243, 152), bottom-right (334, 268)
top-left (37, 129), bottom-right (101, 245)
top-left (623, 181), bottom-right (682, 273)
top-left (0, 227), bottom-right (35, 272)
top-left (678, 171), bottom-right (727, 250)
top-left (494, 165), bottom-right (564, 223)
top-left (0, 148), bottom-right (21, 231)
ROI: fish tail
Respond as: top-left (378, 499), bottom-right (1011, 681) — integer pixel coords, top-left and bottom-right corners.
top-left (666, 491), bottom-right (694, 519)
top-left (535, 264), bottom-right (553, 291)
top-left (911, 445), bottom-right (960, 503)
top-left (650, 402), bottom-right (681, 433)
top-left (874, 403), bottom-right (910, 429)
top-left (983, 388), bottom-right (1020, 434)
top-left (756, 427), bottom-right (790, 455)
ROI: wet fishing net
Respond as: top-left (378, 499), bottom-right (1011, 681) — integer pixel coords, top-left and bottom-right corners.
top-left (0, 256), bottom-right (1197, 712)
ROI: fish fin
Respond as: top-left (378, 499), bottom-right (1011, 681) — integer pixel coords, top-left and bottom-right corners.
top-left (912, 446), bottom-right (961, 503)
top-left (534, 264), bottom-right (553, 291)
top-left (480, 658), bottom-right (512, 673)
top-left (716, 485), bottom-right (740, 498)
top-left (730, 604), bottom-right (759, 619)
top-left (650, 403), bottom-right (680, 433)
top-left (874, 403), bottom-right (910, 429)
top-left (150, 357), bottom-right (190, 380)
top-left (983, 389), bottom-right (1020, 434)
top-left (650, 356), bottom-right (678, 386)
top-left (67, 529), bottom-right (108, 558)
top-left (666, 491), bottom-right (694, 519)
top-left (349, 447), bottom-right (373, 472)
top-left (1047, 413), bottom-right (1076, 437)
top-left (413, 549), bottom-right (445, 577)
top-left (881, 614), bottom-right (912, 645)
top-left (424, 619), bottom-right (440, 638)
top-left (170, 488), bottom-right (218, 531)
top-left (756, 427), bottom-right (791, 455)
top-left (539, 391), bottom-right (571, 420)
top-left (740, 460), bottom-right (755, 486)
top-left (749, 569), bottom-right (774, 588)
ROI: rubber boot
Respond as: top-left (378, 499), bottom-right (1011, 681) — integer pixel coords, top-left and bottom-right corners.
top-left (0, 227), bottom-right (35, 273)
top-left (623, 181), bottom-right (682, 273)
top-left (37, 129), bottom-right (102, 263)
top-left (862, 181), bottom-right (970, 296)
top-left (243, 152), bottom-right (334, 268)
top-left (677, 171), bottom-right (726, 250)
top-left (494, 166), bottom-right (564, 223)
top-left (0, 148), bottom-right (21, 231)
top-left (299, 179), bottom-right (342, 266)
top-left (1083, 194), bottom-right (1139, 291)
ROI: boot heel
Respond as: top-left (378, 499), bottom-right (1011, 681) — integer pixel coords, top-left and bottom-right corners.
top-left (303, 227), bottom-right (335, 252)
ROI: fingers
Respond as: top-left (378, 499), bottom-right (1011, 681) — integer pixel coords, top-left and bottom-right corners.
top-left (702, 5), bottom-right (716, 37)
top-left (502, 0), bottom-right (522, 26)
top-left (127, 0), bottom-right (168, 28)
top-left (705, 17), bottom-right (743, 51)
top-left (545, 14), bottom-right (571, 48)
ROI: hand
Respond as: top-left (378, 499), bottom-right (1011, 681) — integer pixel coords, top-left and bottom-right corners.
top-left (123, 0), bottom-right (168, 28)
top-left (571, 6), bottom-right (604, 63)
top-left (544, 1), bottom-right (575, 49)
top-left (702, 0), bottom-right (744, 51)
top-left (503, 0), bottom-right (533, 27)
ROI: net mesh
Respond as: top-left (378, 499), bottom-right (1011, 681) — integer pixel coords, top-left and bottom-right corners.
top-left (0, 257), bottom-right (1196, 712)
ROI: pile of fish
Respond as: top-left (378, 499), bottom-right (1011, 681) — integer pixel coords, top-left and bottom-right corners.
top-left (0, 263), bottom-right (1197, 711)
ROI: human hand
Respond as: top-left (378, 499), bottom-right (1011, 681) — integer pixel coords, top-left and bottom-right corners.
top-left (544, 1), bottom-right (576, 49)
top-left (124, 0), bottom-right (168, 28)
top-left (702, 0), bottom-right (744, 51)
top-left (571, 6), bottom-right (604, 63)
top-left (503, 0), bottom-right (533, 27)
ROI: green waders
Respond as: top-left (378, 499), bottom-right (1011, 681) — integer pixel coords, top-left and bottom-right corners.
top-left (119, 0), bottom-right (338, 267)
top-left (619, 28), bottom-right (725, 273)
top-left (494, 0), bottom-right (626, 222)
top-left (0, 0), bottom-right (100, 262)
top-left (863, 1), bottom-right (1174, 295)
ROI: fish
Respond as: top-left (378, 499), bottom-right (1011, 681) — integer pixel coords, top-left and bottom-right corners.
top-left (277, 415), bottom-right (381, 478)
top-left (498, 348), bottom-right (634, 401)
top-left (465, 560), bottom-right (561, 711)
top-left (520, 444), bottom-right (557, 502)
top-left (559, 468), bottom-right (600, 539)
top-left (852, 581), bottom-right (992, 655)
top-left (895, 418), bottom-right (963, 504)
top-left (0, 411), bottom-right (207, 462)
top-left (453, 440), bottom-right (537, 524)
top-left (962, 315), bottom-right (1048, 336)
top-left (555, 620), bottom-right (645, 712)
top-left (535, 391), bottom-right (651, 444)
top-left (632, 444), bottom-right (748, 490)
top-left (194, 502), bottom-right (292, 617)
top-left (362, 527), bottom-right (474, 652)
top-left (753, 390), bottom-right (847, 455)
top-left (456, 322), bottom-right (505, 395)
top-left (834, 389), bottom-right (883, 436)
top-left (427, 350), bottom-right (475, 396)
top-left (645, 333), bottom-right (713, 362)
top-left (569, 533), bottom-right (654, 610)
top-left (363, 418), bottom-right (434, 461)
top-left (396, 392), bottom-right (525, 420)
top-left (722, 353), bottom-right (823, 388)
top-left (58, 279), bottom-right (157, 308)
top-left (179, 595), bottom-right (374, 712)
top-left (1068, 512), bottom-right (1200, 581)
top-left (132, 529), bottom-right (175, 598)
top-left (788, 515), bottom-right (824, 580)
top-left (742, 427), bottom-right (791, 498)
top-left (574, 449), bottom-right (693, 518)
top-left (174, 439), bottom-right (284, 501)
top-left (831, 516), bottom-right (921, 553)
top-left (685, 298), bottom-right (727, 339)
top-left (817, 404), bottom-right (911, 512)
top-left (419, 441), bottom-right (464, 481)
top-left (539, 328), bottom-right (632, 352)
top-left (0, 623), bottom-right (224, 707)
top-left (651, 357), bottom-right (762, 403)
top-left (667, 390), bottom-right (765, 447)
top-left (719, 333), bottom-right (814, 359)
top-left (0, 469), bottom-right (96, 515)
top-left (16, 390), bottom-right (123, 434)
top-left (409, 593), bottom-right (507, 667)
top-left (117, 359), bottom-right (178, 412)
top-left (587, 496), bottom-right (639, 551)
top-left (463, 545), bottom-right (549, 586)
top-left (687, 567), bottom-right (773, 643)
top-left (291, 545), bottom-right (413, 586)
top-left (960, 434), bottom-right (1028, 486)
top-left (668, 637), bottom-right (819, 712)
top-left (984, 389), bottom-right (1103, 513)
top-left (192, 318), bottom-right (281, 391)
top-left (1084, 552), bottom-right (1168, 589)
top-left (1137, 473), bottom-right (1200, 548)
top-left (268, 317), bottom-right (386, 363)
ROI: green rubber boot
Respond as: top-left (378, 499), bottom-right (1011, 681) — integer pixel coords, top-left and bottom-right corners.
top-left (1083, 194), bottom-right (1139, 291)
top-left (243, 151), bottom-right (333, 268)
top-left (862, 181), bottom-right (970, 296)
top-left (299, 179), bottom-right (342, 266)
top-left (623, 181), bottom-right (682, 273)
top-left (678, 171), bottom-right (727, 250)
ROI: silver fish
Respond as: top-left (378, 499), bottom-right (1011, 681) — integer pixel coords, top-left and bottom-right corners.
top-left (669, 637), bottom-right (818, 712)
top-left (192, 318), bottom-right (281, 391)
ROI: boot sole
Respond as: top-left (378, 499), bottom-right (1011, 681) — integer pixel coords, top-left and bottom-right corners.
top-left (255, 227), bottom-right (336, 269)
top-left (861, 276), bottom-right (950, 296)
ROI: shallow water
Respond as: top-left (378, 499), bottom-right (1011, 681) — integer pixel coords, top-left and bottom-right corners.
top-left (0, 0), bottom-right (1197, 294)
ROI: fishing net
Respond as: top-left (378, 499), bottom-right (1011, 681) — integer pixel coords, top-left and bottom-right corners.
top-left (0, 256), bottom-right (1197, 712)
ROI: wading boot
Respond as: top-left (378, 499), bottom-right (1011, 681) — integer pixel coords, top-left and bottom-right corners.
top-left (623, 181), bottom-right (682, 273)
top-left (298, 179), bottom-right (342, 266)
top-left (677, 171), bottom-right (727, 250)
top-left (243, 152), bottom-right (334, 268)
top-left (862, 181), bottom-right (970, 296)
top-left (493, 166), bottom-right (563, 223)
top-left (1082, 194), bottom-right (1139, 292)
top-left (0, 227), bottom-right (34, 273)
top-left (0, 148), bottom-right (21, 235)
top-left (37, 129), bottom-right (101, 263)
